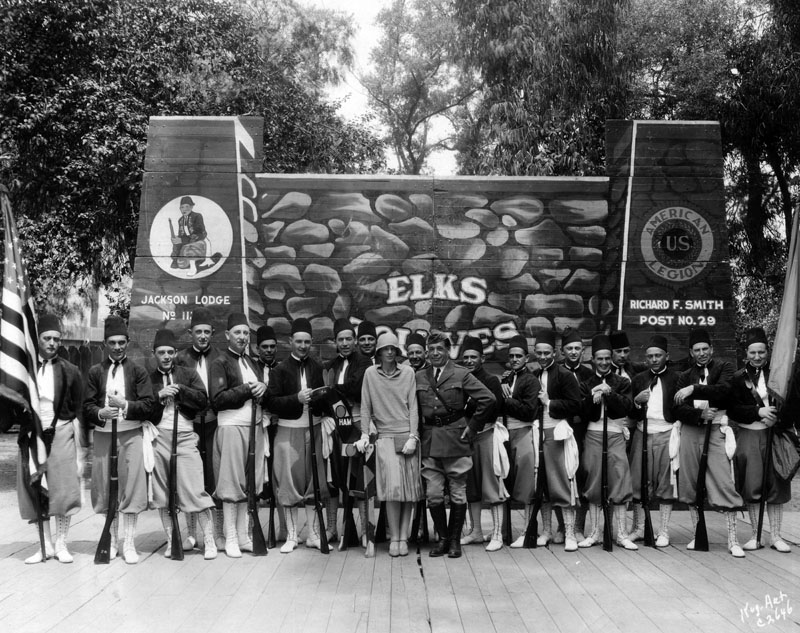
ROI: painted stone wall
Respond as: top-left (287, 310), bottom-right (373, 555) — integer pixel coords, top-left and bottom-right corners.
top-left (128, 117), bottom-right (735, 367)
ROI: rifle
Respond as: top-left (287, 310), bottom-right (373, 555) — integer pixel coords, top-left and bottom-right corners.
top-left (308, 404), bottom-right (330, 554)
top-left (499, 373), bottom-right (516, 546)
top-left (522, 407), bottom-right (546, 548)
top-left (246, 401), bottom-right (268, 556)
top-left (169, 218), bottom-right (177, 240)
top-left (168, 406), bottom-right (184, 560)
top-left (601, 393), bottom-right (613, 552)
top-left (639, 376), bottom-right (657, 548)
top-left (363, 438), bottom-right (377, 557)
top-left (693, 416), bottom-right (714, 551)
top-left (266, 424), bottom-right (277, 549)
top-left (95, 401), bottom-right (120, 564)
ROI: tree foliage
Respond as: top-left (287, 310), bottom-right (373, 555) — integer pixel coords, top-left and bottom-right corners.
top-left (453, 0), bottom-right (631, 176)
top-left (361, 0), bottom-right (477, 174)
top-left (0, 0), bottom-right (383, 315)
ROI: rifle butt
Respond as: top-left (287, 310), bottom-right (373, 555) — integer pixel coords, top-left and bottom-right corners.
top-left (170, 515), bottom-right (185, 560)
top-left (602, 505), bottom-right (613, 552)
top-left (251, 508), bottom-right (268, 556)
top-left (266, 502), bottom-right (277, 550)
top-left (643, 510), bottom-right (656, 548)
top-left (694, 515), bottom-right (709, 552)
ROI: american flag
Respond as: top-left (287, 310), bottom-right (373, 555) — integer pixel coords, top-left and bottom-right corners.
top-left (0, 184), bottom-right (47, 485)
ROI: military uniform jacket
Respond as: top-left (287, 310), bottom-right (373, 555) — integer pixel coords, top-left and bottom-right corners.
top-left (178, 211), bottom-right (206, 243)
top-left (628, 368), bottom-right (680, 423)
top-left (83, 358), bottom-right (155, 428)
top-left (500, 368), bottom-right (541, 422)
top-left (416, 362), bottom-right (495, 458)
top-left (582, 371), bottom-right (632, 422)
top-left (209, 349), bottom-right (264, 413)
top-left (533, 363), bottom-right (583, 421)
top-left (674, 359), bottom-right (734, 426)
top-left (148, 366), bottom-right (208, 424)
top-left (265, 355), bottom-right (325, 420)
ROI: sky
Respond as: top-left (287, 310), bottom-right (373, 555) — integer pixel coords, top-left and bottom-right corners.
top-left (296, 0), bottom-right (457, 174)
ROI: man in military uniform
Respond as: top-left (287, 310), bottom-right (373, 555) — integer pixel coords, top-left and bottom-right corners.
top-left (170, 196), bottom-right (208, 270)
top-left (416, 331), bottom-right (495, 558)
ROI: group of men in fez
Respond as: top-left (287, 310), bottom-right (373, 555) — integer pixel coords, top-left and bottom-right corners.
top-left (20, 308), bottom-right (796, 563)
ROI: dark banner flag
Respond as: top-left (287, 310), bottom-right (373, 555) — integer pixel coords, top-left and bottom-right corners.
top-left (0, 184), bottom-right (47, 488)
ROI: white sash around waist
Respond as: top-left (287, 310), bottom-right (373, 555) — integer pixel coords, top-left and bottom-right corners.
top-left (636, 418), bottom-right (672, 434)
top-left (218, 401), bottom-right (260, 427)
top-left (587, 418), bottom-right (626, 434)
top-left (506, 415), bottom-right (531, 431)
top-left (543, 411), bottom-right (565, 429)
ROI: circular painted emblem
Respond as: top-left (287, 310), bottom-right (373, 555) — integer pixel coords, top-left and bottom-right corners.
top-left (640, 206), bottom-right (714, 284)
top-left (149, 196), bottom-right (233, 280)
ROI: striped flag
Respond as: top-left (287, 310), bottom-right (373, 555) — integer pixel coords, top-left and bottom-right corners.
top-left (0, 185), bottom-right (47, 486)
top-left (769, 207), bottom-right (800, 404)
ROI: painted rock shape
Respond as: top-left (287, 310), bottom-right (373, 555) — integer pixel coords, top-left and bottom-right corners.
top-left (488, 292), bottom-right (522, 312)
top-left (525, 317), bottom-right (553, 335)
top-left (299, 243), bottom-right (335, 258)
top-left (263, 191), bottom-right (311, 220)
top-left (262, 246), bottom-right (296, 260)
top-left (438, 221), bottom-right (481, 239)
top-left (473, 306), bottom-right (518, 328)
top-left (333, 293), bottom-right (352, 319)
top-left (536, 268), bottom-right (570, 293)
top-left (525, 293), bottom-right (584, 316)
top-left (310, 193), bottom-right (378, 224)
top-left (267, 317), bottom-right (292, 337)
top-left (564, 269), bottom-right (601, 294)
top-left (262, 263), bottom-right (305, 294)
top-left (261, 221), bottom-right (284, 243)
top-left (439, 238), bottom-right (486, 268)
top-left (508, 272), bottom-right (541, 292)
top-left (566, 226), bottom-right (606, 246)
top-left (243, 219), bottom-right (259, 243)
top-left (409, 193), bottom-right (434, 217)
top-left (335, 221), bottom-right (370, 245)
top-left (500, 247), bottom-right (528, 279)
top-left (303, 264), bottom-right (341, 293)
top-left (568, 247), bottom-right (603, 268)
top-left (516, 219), bottom-right (570, 247)
top-left (466, 208), bottom-right (500, 229)
top-left (491, 196), bottom-right (545, 226)
top-left (370, 225), bottom-right (410, 261)
top-left (550, 199), bottom-right (608, 225)
top-left (365, 305), bottom-right (413, 324)
top-left (403, 254), bottom-right (434, 275)
top-left (445, 304), bottom-right (473, 330)
top-left (287, 296), bottom-right (332, 320)
top-left (343, 252), bottom-right (392, 277)
top-left (280, 219), bottom-right (329, 245)
top-left (486, 228), bottom-right (509, 246)
top-left (262, 283), bottom-right (285, 301)
top-left (375, 194), bottom-right (413, 222)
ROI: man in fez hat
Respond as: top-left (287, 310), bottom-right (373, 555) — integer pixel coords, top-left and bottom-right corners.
top-left (627, 334), bottom-right (680, 546)
top-left (357, 320), bottom-right (378, 361)
top-left (83, 315), bottom-right (155, 564)
top-left (323, 318), bottom-right (372, 544)
top-left (208, 313), bottom-right (267, 558)
top-left (170, 195), bottom-right (208, 270)
top-left (529, 330), bottom-right (583, 550)
top-left (578, 334), bottom-right (637, 550)
top-left (728, 327), bottom-right (792, 552)
top-left (20, 314), bottom-right (84, 564)
top-left (266, 318), bottom-right (328, 553)
top-left (149, 328), bottom-right (216, 559)
top-left (610, 329), bottom-right (647, 381)
top-left (458, 335), bottom-right (507, 552)
top-left (176, 306), bottom-right (224, 550)
top-left (405, 331), bottom-right (429, 371)
top-left (674, 328), bottom-right (744, 557)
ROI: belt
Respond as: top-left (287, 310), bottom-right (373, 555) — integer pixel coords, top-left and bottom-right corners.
top-left (424, 411), bottom-right (464, 427)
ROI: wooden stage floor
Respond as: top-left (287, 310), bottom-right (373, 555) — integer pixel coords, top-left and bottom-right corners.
top-left (0, 482), bottom-right (798, 633)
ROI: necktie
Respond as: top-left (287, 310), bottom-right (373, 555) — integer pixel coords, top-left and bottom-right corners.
top-left (649, 372), bottom-right (660, 391)
top-left (197, 353), bottom-right (205, 377)
top-left (434, 368), bottom-right (441, 383)
top-left (38, 358), bottom-right (48, 378)
top-left (541, 366), bottom-right (548, 392)
top-left (111, 360), bottom-right (121, 378)
top-left (600, 375), bottom-right (606, 419)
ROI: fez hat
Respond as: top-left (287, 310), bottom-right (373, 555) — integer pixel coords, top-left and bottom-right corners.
top-left (153, 328), bottom-right (178, 350)
top-left (291, 318), bottom-right (312, 337)
top-left (333, 318), bottom-right (355, 338)
top-left (104, 315), bottom-right (128, 339)
top-left (535, 329), bottom-right (556, 348)
top-left (190, 307), bottom-right (213, 328)
top-left (180, 196), bottom-right (194, 206)
top-left (257, 325), bottom-right (276, 344)
top-left (406, 332), bottom-right (427, 350)
top-left (358, 320), bottom-right (377, 339)
top-left (688, 328), bottom-right (711, 348)
top-left (38, 313), bottom-right (61, 335)
top-left (647, 334), bottom-right (668, 352)
top-left (507, 334), bottom-right (529, 354)
top-left (561, 328), bottom-right (582, 346)
top-left (745, 327), bottom-right (768, 348)
top-left (226, 312), bottom-right (248, 330)
top-left (609, 330), bottom-right (630, 349)
top-left (461, 335), bottom-right (483, 356)
top-left (591, 334), bottom-right (612, 355)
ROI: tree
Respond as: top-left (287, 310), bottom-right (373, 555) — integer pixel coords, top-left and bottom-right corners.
top-left (453, 0), bottom-right (631, 176)
top-left (0, 0), bottom-right (384, 315)
top-left (361, 0), bottom-right (477, 174)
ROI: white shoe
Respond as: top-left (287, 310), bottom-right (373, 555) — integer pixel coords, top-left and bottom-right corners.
top-left (536, 532), bottom-right (552, 547)
top-left (629, 528), bottom-right (644, 543)
top-left (123, 543), bottom-right (139, 564)
top-left (461, 531), bottom-right (485, 545)
top-left (742, 537), bottom-right (761, 551)
top-left (617, 538), bottom-right (638, 551)
top-left (730, 544), bottom-right (745, 558)
top-left (687, 539), bottom-right (695, 550)
top-left (305, 536), bottom-right (321, 550)
top-left (578, 536), bottom-right (597, 548)
top-left (655, 533), bottom-right (669, 548)
top-left (54, 547), bottom-right (73, 564)
top-left (510, 535), bottom-right (525, 548)
top-left (485, 539), bottom-right (503, 552)
top-left (239, 539), bottom-right (254, 553)
top-left (564, 537), bottom-right (578, 552)
top-left (225, 541), bottom-right (242, 558)
top-left (182, 535), bottom-right (197, 551)
top-left (25, 550), bottom-right (46, 564)
top-left (280, 539), bottom-right (297, 554)
top-left (771, 539), bottom-right (791, 553)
